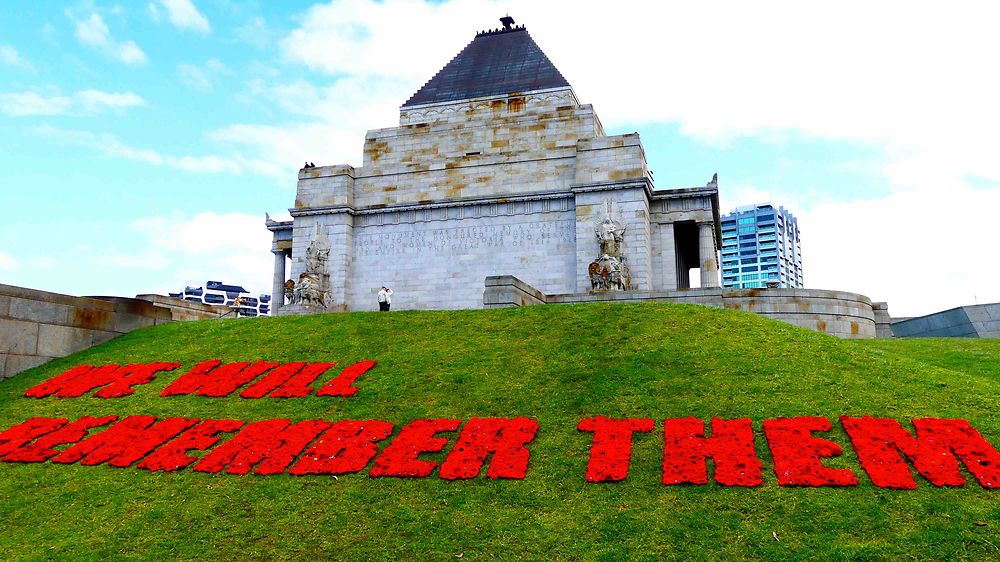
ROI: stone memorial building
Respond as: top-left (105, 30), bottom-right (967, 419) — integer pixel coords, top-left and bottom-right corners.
top-left (268, 17), bottom-right (721, 313)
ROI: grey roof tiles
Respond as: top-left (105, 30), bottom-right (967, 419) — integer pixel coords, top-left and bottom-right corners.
top-left (403, 27), bottom-right (570, 107)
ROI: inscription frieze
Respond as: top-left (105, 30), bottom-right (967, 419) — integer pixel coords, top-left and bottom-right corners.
top-left (356, 222), bottom-right (574, 257)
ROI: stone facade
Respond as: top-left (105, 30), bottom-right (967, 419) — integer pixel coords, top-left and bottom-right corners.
top-left (0, 284), bottom-right (221, 379)
top-left (269, 25), bottom-right (720, 313)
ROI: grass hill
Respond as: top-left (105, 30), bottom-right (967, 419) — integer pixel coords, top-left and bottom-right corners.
top-left (1, 302), bottom-right (999, 560)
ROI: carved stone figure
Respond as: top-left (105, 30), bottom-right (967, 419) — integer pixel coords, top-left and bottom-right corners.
top-left (305, 235), bottom-right (330, 277)
top-left (595, 217), bottom-right (626, 258)
top-left (290, 226), bottom-right (333, 308)
top-left (588, 201), bottom-right (631, 292)
top-left (295, 272), bottom-right (325, 306)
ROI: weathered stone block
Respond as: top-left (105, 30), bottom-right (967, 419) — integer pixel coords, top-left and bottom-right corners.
top-left (113, 313), bottom-right (156, 333)
top-left (37, 324), bottom-right (94, 357)
top-left (8, 298), bottom-right (72, 325)
top-left (68, 306), bottom-right (117, 331)
top-left (91, 331), bottom-right (119, 346)
top-left (5, 354), bottom-right (52, 377)
top-left (0, 318), bottom-right (38, 354)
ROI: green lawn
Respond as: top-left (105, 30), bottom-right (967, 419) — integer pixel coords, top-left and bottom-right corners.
top-left (1, 302), bottom-right (998, 560)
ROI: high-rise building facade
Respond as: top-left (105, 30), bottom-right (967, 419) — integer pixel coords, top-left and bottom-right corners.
top-left (720, 204), bottom-right (803, 289)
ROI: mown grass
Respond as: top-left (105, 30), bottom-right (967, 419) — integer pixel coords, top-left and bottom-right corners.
top-left (1, 302), bottom-right (998, 560)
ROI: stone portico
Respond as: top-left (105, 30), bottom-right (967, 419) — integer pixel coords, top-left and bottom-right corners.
top-left (268, 20), bottom-right (720, 314)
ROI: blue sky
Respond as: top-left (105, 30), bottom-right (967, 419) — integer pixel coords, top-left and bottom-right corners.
top-left (2, 0), bottom-right (998, 317)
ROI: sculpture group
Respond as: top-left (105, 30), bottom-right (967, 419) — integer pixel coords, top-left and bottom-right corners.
top-left (285, 227), bottom-right (333, 309)
top-left (589, 201), bottom-right (631, 292)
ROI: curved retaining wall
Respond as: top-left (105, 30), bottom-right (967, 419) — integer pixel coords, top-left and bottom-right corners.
top-left (721, 288), bottom-right (876, 338)
top-left (487, 276), bottom-right (880, 339)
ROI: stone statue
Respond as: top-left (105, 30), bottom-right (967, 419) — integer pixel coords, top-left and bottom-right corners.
top-left (588, 200), bottom-right (631, 292)
top-left (289, 226), bottom-right (333, 308)
top-left (294, 272), bottom-right (325, 306)
top-left (596, 216), bottom-right (626, 258)
top-left (305, 234), bottom-right (330, 276)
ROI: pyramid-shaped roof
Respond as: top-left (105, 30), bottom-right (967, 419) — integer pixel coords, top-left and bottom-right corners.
top-left (403, 25), bottom-right (570, 108)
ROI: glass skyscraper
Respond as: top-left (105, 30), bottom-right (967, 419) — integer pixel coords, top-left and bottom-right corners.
top-left (720, 204), bottom-right (803, 289)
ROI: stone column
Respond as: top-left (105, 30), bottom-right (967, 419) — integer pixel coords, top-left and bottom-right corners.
top-left (272, 250), bottom-right (287, 309)
top-left (698, 222), bottom-right (719, 288)
top-left (659, 223), bottom-right (677, 290)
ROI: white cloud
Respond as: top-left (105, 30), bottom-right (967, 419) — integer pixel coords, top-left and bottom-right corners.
top-left (234, 16), bottom-right (274, 49)
top-left (0, 250), bottom-right (17, 272)
top-left (33, 124), bottom-right (285, 180)
top-left (116, 40), bottom-right (146, 65)
top-left (280, 0), bottom-right (468, 81)
top-left (210, 75), bottom-right (406, 171)
top-left (0, 45), bottom-right (33, 70)
top-left (157, 0), bottom-right (210, 33)
top-left (71, 11), bottom-right (148, 65)
top-left (121, 212), bottom-right (272, 295)
top-left (178, 63), bottom-right (212, 92)
top-left (74, 12), bottom-right (111, 46)
top-left (0, 90), bottom-right (144, 116)
top-left (177, 58), bottom-right (228, 92)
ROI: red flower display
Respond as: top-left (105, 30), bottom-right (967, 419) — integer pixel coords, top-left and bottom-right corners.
top-left (369, 418), bottom-right (461, 478)
top-left (662, 417), bottom-right (763, 487)
top-left (439, 417), bottom-right (539, 480)
top-left (0, 417), bottom-right (69, 457)
top-left (160, 360), bottom-right (279, 397)
top-left (24, 363), bottom-right (181, 399)
top-left (3, 416), bottom-right (117, 463)
top-left (192, 419), bottom-right (331, 475)
top-left (93, 363), bottom-right (181, 398)
top-left (842, 416), bottom-right (1000, 489)
top-left (24, 360), bottom-right (375, 400)
top-left (238, 362), bottom-right (308, 398)
top-left (137, 419), bottom-right (245, 472)
top-left (52, 416), bottom-right (200, 468)
top-left (267, 362), bottom-right (338, 398)
top-left (316, 360), bottom-right (377, 397)
top-left (24, 365), bottom-right (103, 398)
top-left (577, 417), bottom-right (654, 482)
top-left (1, 411), bottom-right (996, 487)
top-left (289, 420), bottom-right (395, 475)
top-left (763, 417), bottom-right (858, 487)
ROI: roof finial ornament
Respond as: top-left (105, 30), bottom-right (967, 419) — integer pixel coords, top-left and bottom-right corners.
top-left (500, 15), bottom-right (515, 30)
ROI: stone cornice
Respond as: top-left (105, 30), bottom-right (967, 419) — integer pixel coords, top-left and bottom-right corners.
top-left (570, 179), bottom-right (653, 198)
top-left (289, 205), bottom-right (356, 218)
top-left (265, 220), bottom-right (293, 232)
top-left (290, 189), bottom-right (576, 219)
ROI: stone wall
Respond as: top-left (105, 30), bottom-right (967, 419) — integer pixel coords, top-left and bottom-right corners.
top-left (349, 203), bottom-right (576, 311)
top-left (722, 289), bottom-right (876, 338)
top-left (872, 302), bottom-right (893, 338)
top-left (0, 284), bottom-right (221, 379)
top-left (483, 276), bottom-right (878, 339)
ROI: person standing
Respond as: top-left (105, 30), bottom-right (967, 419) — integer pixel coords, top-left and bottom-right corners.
top-left (377, 286), bottom-right (393, 311)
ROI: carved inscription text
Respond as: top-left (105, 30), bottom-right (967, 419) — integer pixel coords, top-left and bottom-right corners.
top-left (356, 221), bottom-right (574, 257)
